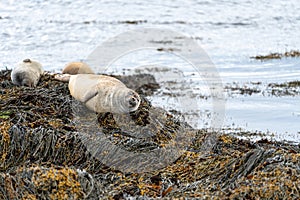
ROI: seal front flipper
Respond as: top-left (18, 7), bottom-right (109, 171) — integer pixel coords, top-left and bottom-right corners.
top-left (54, 74), bottom-right (72, 82)
top-left (81, 86), bottom-right (99, 103)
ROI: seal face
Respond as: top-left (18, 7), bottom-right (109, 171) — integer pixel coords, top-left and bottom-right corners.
top-left (11, 59), bottom-right (44, 87)
top-left (124, 90), bottom-right (141, 112)
top-left (62, 62), bottom-right (94, 75)
top-left (68, 74), bottom-right (141, 113)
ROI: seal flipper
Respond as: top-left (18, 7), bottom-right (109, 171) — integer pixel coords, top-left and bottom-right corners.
top-left (54, 74), bottom-right (71, 82)
top-left (81, 85), bottom-right (99, 103)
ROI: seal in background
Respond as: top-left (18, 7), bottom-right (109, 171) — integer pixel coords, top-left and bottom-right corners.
top-left (62, 62), bottom-right (94, 75)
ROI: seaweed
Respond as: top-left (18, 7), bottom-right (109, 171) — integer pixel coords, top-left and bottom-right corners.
top-left (251, 50), bottom-right (300, 60)
top-left (117, 20), bottom-right (147, 25)
top-left (0, 69), bottom-right (300, 199)
top-left (225, 80), bottom-right (300, 97)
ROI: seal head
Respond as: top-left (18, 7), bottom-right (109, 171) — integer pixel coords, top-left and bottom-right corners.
top-left (122, 90), bottom-right (141, 113)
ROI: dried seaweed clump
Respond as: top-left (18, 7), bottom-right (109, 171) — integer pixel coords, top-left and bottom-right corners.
top-left (0, 165), bottom-right (96, 199)
top-left (32, 166), bottom-right (83, 199)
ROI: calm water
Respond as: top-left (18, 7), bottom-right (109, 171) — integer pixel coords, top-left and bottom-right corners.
top-left (1, 0), bottom-right (299, 143)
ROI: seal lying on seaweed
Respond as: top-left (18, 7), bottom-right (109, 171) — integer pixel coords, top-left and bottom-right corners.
top-left (62, 62), bottom-right (94, 75)
top-left (55, 74), bottom-right (141, 113)
top-left (11, 59), bottom-right (44, 87)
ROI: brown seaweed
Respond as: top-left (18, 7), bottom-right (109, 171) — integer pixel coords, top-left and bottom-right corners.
top-left (0, 69), bottom-right (300, 199)
top-left (251, 50), bottom-right (300, 60)
top-left (225, 80), bottom-right (300, 97)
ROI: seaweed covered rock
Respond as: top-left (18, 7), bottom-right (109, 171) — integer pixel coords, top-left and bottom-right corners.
top-left (0, 69), bottom-right (300, 199)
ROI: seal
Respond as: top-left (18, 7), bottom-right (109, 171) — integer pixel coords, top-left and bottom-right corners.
top-left (62, 62), bottom-right (94, 75)
top-left (11, 59), bottom-right (44, 87)
top-left (55, 74), bottom-right (141, 113)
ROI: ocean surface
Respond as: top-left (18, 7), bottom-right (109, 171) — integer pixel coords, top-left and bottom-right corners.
top-left (1, 0), bottom-right (299, 143)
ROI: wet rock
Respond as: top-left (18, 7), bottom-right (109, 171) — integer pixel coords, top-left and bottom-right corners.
top-left (112, 73), bottom-right (160, 96)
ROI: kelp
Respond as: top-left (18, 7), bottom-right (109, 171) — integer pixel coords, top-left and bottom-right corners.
top-left (225, 81), bottom-right (300, 97)
top-left (0, 69), bottom-right (299, 199)
top-left (251, 50), bottom-right (300, 60)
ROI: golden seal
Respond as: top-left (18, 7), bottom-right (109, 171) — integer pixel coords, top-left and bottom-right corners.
top-left (55, 74), bottom-right (141, 113)
top-left (62, 62), bottom-right (94, 75)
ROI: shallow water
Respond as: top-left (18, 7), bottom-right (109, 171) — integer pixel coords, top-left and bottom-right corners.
top-left (0, 0), bottom-right (299, 143)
